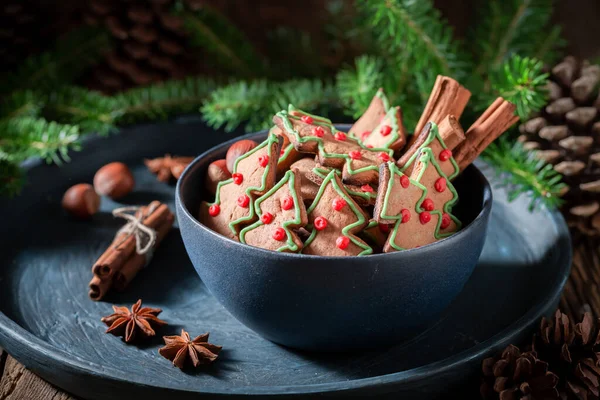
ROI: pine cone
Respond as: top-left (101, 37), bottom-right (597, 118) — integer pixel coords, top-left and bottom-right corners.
top-left (533, 310), bottom-right (600, 399)
top-left (481, 345), bottom-right (559, 399)
top-left (82, 0), bottom-right (204, 93)
top-left (519, 56), bottom-right (600, 237)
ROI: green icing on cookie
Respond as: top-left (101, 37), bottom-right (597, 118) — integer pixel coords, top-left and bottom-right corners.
top-left (303, 169), bottom-right (372, 256)
top-left (239, 169), bottom-right (304, 252)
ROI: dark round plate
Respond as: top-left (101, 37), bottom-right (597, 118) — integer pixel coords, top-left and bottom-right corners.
top-left (0, 118), bottom-right (571, 399)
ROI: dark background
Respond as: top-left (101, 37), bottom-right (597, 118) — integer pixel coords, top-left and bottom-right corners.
top-left (2, 0), bottom-right (599, 92)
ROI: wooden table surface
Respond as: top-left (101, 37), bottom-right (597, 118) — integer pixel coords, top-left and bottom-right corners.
top-left (1, 240), bottom-right (597, 399)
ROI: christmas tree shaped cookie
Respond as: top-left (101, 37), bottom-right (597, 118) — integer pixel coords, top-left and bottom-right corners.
top-left (303, 170), bottom-right (372, 256)
top-left (374, 161), bottom-right (442, 252)
top-left (272, 105), bottom-right (394, 186)
top-left (239, 169), bottom-right (308, 252)
top-left (348, 88), bottom-right (390, 140)
top-left (397, 121), bottom-right (463, 180)
top-left (410, 147), bottom-right (461, 237)
top-left (200, 133), bottom-right (281, 240)
top-left (271, 126), bottom-right (302, 176)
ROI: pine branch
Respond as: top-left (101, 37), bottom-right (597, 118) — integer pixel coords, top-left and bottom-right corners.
top-left (0, 118), bottom-right (80, 165)
top-left (487, 55), bottom-right (549, 119)
top-left (481, 136), bottom-right (567, 211)
top-left (471, 0), bottom-right (565, 75)
top-left (0, 91), bottom-right (43, 120)
top-left (272, 79), bottom-right (337, 113)
top-left (173, 1), bottom-right (265, 77)
top-left (114, 76), bottom-right (219, 125)
top-left (336, 55), bottom-right (385, 118)
top-left (0, 160), bottom-right (24, 197)
top-left (0, 26), bottom-right (112, 94)
top-left (201, 80), bottom-right (273, 132)
top-left (357, 0), bottom-right (471, 80)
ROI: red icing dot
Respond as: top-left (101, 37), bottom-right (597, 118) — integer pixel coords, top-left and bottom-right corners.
top-left (332, 198), bottom-right (347, 211)
top-left (401, 209), bottom-right (410, 223)
top-left (400, 175), bottom-right (410, 188)
top-left (314, 216), bottom-right (328, 231)
top-left (261, 212), bottom-right (273, 224)
top-left (441, 213), bottom-right (452, 229)
top-left (378, 152), bottom-right (390, 162)
top-left (301, 115), bottom-right (314, 124)
top-left (336, 236), bottom-right (350, 250)
top-left (380, 125), bottom-right (392, 136)
top-left (312, 126), bottom-right (324, 137)
top-left (361, 184), bottom-right (374, 193)
top-left (273, 227), bottom-right (286, 241)
top-left (237, 194), bottom-right (250, 208)
top-left (281, 196), bottom-right (294, 210)
top-left (367, 145), bottom-right (374, 148)
top-left (280, 149), bottom-right (285, 157)
top-left (361, 131), bottom-right (371, 140)
top-left (378, 223), bottom-right (390, 234)
top-left (349, 150), bottom-right (362, 160)
top-left (232, 173), bottom-right (243, 185)
top-left (435, 177), bottom-right (447, 192)
top-left (208, 204), bottom-right (220, 217)
top-left (419, 211), bottom-right (432, 224)
top-left (334, 131), bottom-right (347, 141)
top-left (258, 155), bottom-right (269, 167)
top-left (439, 149), bottom-right (452, 162)
top-left (422, 198), bottom-right (434, 211)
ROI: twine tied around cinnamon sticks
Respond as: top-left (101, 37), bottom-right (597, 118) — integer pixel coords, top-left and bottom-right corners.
top-left (89, 200), bottom-right (175, 301)
top-left (112, 203), bottom-right (159, 257)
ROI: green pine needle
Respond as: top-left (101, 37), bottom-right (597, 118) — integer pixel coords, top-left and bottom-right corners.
top-left (173, 2), bottom-right (265, 77)
top-left (489, 55), bottom-right (549, 119)
top-left (0, 91), bottom-right (43, 120)
top-left (471, 0), bottom-right (565, 73)
top-left (336, 55), bottom-right (384, 118)
top-left (481, 136), bottom-right (567, 211)
top-left (201, 80), bottom-right (272, 132)
top-left (0, 26), bottom-right (111, 94)
top-left (357, 0), bottom-right (471, 80)
top-left (0, 160), bottom-right (24, 197)
top-left (0, 118), bottom-right (80, 165)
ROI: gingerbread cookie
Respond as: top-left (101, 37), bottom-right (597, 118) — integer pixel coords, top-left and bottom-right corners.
top-left (397, 119), bottom-right (464, 179)
top-left (375, 161), bottom-right (442, 252)
top-left (271, 126), bottom-right (302, 177)
top-left (289, 157), bottom-right (320, 204)
top-left (410, 147), bottom-right (461, 237)
top-left (348, 88), bottom-right (390, 141)
top-left (360, 106), bottom-right (406, 151)
top-left (308, 165), bottom-right (377, 206)
top-left (273, 105), bottom-right (394, 186)
top-left (200, 133), bottom-right (281, 239)
top-left (239, 169), bottom-right (308, 252)
top-left (302, 170), bottom-right (372, 256)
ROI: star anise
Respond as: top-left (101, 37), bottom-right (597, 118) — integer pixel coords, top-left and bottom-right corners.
top-left (159, 329), bottom-right (222, 369)
top-left (144, 154), bottom-right (194, 182)
top-left (101, 299), bottom-right (167, 343)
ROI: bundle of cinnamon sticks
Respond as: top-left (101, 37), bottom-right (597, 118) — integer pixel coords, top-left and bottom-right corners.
top-left (89, 200), bottom-right (174, 301)
top-left (409, 75), bottom-right (520, 173)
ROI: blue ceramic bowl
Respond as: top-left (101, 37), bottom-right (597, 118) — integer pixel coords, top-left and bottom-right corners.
top-left (176, 126), bottom-right (493, 351)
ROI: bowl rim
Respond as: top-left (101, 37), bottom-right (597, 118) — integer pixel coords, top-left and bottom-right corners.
top-left (176, 125), bottom-right (494, 260)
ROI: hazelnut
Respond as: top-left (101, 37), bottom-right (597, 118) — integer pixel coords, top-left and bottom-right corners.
top-left (93, 162), bottom-right (135, 199)
top-left (205, 159), bottom-right (231, 195)
top-left (225, 139), bottom-right (258, 173)
top-left (62, 183), bottom-right (101, 219)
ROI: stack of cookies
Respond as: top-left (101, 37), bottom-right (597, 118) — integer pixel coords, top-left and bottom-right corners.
top-left (200, 75), bottom-right (519, 256)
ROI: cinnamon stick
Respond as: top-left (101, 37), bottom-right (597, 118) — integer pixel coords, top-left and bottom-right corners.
top-left (113, 212), bottom-right (175, 291)
top-left (92, 201), bottom-right (170, 277)
top-left (454, 97), bottom-right (519, 171)
top-left (396, 115), bottom-right (465, 176)
top-left (88, 201), bottom-right (174, 300)
top-left (408, 75), bottom-right (471, 148)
